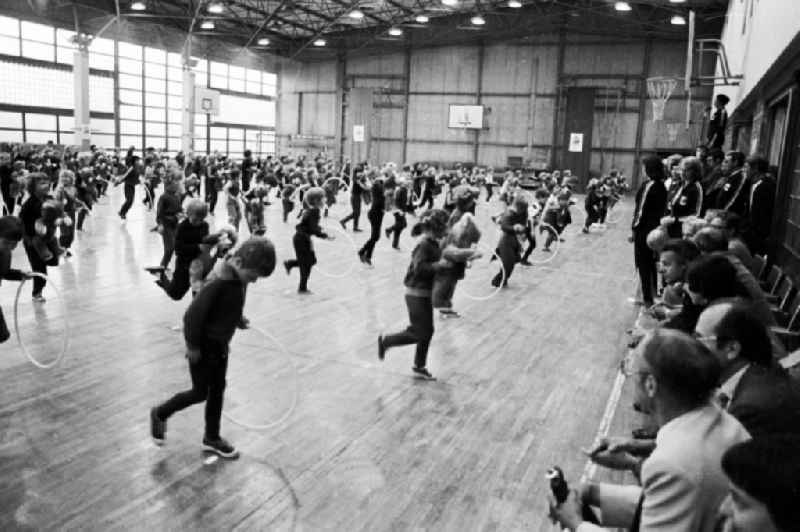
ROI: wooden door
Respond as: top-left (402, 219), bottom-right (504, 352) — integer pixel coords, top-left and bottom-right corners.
top-left (561, 87), bottom-right (595, 191)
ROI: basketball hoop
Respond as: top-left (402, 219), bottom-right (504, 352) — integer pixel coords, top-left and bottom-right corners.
top-left (646, 77), bottom-right (678, 122)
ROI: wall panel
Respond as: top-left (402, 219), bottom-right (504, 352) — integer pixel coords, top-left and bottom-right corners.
top-left (563, 43), bottom-right (645, 76)
top-left (406, 141), bottom-right (472, 163)
top-left (347, 53), bottom-right (404, 76)
top-left (299, 93), bottom-right (336, 137)
top-left (372, 139), bottom-right (404, 164)
top-left (373, 107), bottom-right (404, 139)
top-left (409, 46), bottom-right (479, 93)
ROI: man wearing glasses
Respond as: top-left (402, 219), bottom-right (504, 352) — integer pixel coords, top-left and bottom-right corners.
top-left (549, 329), bottom-right (749, 531)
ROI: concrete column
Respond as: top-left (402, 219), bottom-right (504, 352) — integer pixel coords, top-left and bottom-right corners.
top-left (72, 35), bottom-right (91, 150)
top-left (181, 62), bottom-right (196, 154)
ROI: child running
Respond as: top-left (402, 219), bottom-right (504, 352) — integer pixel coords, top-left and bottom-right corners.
top-left (377, 209), bottom-right (451, 381)
top-left (150, 237), bottom-right (277, 459)
top-left (283, 187), bottom-right (333, 294)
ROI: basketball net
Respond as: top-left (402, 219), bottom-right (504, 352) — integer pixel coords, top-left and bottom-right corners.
top-left (666, 123), bottom-right (680, 143)
top-left (647, 77), bottom-right (678, 122)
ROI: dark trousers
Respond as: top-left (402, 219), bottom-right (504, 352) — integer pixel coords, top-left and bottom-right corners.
top-left (383, 294), bottom-right (434, 369)
top-left (77, 207), bottom-right (89, 230)
top-left (58, 212), bottom-right (75, 249)
top-left (544, 224), bottom-right (564, 248)
top-left (387, 212), bottom-right (407, 248)
top-left (161, 262), bottom-right (191, 301)
top-left (285, 261), bottom-right (312, 291)
top-left (160, 225), bottom-right (177, 268)
top-left (585, 209), bottom-right (600, 229)
top-left (2, 190), bottom-right (13, 215)
top-left (521, 225), bottom-right (536, 261)
top-left (23, 242), bottom-right (55, 296)
top-left (155, 353), bottom-right (228, 440)
top-left (119, 183), bottom-right (135, 217)
top-left (359, 210), bottom-right (383, 260)
top-left (633, 229), bottom-right (658, 305)
top-left (206, 187), bottom-right (218, 214)
top-left (341, 195), bottom-right (362, 230)
top-left (419, 193), bottom-right (434, 210)
top-left (485, 184), bottom-right (494, 201)
top-left (282, 199), bottom-right (294, 223)
top-left (143, 182), bottom-right (155, 209)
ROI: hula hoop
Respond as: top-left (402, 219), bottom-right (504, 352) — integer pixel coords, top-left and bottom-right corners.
top-left (139, 183), bottom-right (154, 212)
top-left (221, 324), bottom-right (299, 431)
top-left (14, 273), bottom-right (69, 370)
top-left (526, 222), bottom-right (561, 265)
top-left (459, 244), bottom-right (506, 302)
top-left (604, 206), bottom-right (621, 224)
top-left (315, 222), bottom-right (359, 279)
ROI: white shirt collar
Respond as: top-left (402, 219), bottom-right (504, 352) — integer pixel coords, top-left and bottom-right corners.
top-left (719, 364), bottom-right (750, 402)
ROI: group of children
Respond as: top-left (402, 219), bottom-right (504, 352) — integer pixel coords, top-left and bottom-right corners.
top-left (1, 141), bottom-right (633, 460)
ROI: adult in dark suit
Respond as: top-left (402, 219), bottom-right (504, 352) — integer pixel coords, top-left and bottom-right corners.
top-left (700, 148), bottom-right (725, 214)
top-left (745, 156), bottom-right (776, 256)
top-left (706, 94), bottom-right (729, 149)
top-left (715, 151), bottom-right (748, 217)
top-left (695, 301), bottom-right (800, 437)
top-left (631, 155), bottom-right (668, 306)
top-left (665, 156), bottom-right (704, 238)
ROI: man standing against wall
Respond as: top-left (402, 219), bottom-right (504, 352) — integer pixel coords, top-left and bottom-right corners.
top-left (631, 155), bottom-right (667, 307)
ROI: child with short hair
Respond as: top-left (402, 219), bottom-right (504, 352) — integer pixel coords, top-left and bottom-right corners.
top-left (0, 216), bottom-right (28, 343)
top-left (150, 237), bottom-right (277, 458)
top-left (224, 177), bottom-right (243, 232)
top-left (384, 178), bottom-right (411, 250)
top-left (378, 209), bottom-right (451, 380)
top-left (492, 195), bottom-right (527, 287)
top-left (243, 184), bottom-right (268, 236)
top-left (149, 199), bottom-right (209, 301)
top-left (542, 191), bottom-right (572, 251)
top-left (189, 227), bottom-right (237, 295)
top-left (283, 187), bottom-right (333, 294)
top-left (152, 177), bottom-right (183, 270)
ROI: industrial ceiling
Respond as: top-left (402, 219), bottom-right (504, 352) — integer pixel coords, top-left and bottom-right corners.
top-left (3, 0), bottom-right (728, 60)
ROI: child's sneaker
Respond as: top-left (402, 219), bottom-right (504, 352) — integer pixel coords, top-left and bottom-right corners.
top-left (542, 246), bottom-right (551, 253)
top-left (581, 227), bottom-right (589, 234)
top-left (150, 407), bottom-right (166, 445)
top-left (32, 294), bottom-right (46, 303)
top-left (559, 238), bottom-right (565, 242)
top-left (283, 260), bottom-right (291, 275)
top-left (202, 436), bottom-right (239, 459)
top-left (145, 266), bottom-right (166, 275)
top-left (385, 228), bottom-right (391, 239)
top-left (237, 316), bottom-right (250, 329)
top-left (412, 367), bottom-right (436, 381)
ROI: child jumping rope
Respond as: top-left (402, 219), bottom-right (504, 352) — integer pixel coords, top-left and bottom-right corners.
top-left (283, 187), bottom-right (334, 294)
top-left (377, 209), bottom-right (451, 381)
top-left (150, 237), bottom-right (277, 459)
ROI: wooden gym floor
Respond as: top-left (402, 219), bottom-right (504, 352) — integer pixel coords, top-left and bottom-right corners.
top-left (0, 186), bottom-right (638, 531)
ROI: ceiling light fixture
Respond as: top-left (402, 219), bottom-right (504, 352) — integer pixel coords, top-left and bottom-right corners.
top-left (508, 0), bottom-right (522, 7)
top-left (130, 1), bottom-right (146, 10)
top-left (313, 38), bottom-right (326, 46)
top-left (670, 15), bottom-right (686, 25)
top-left (415, 14), bottom-right (429, 23)
top-left (200, 20), bottom-right (215, 29)
top-left (257, 37), bottom-right (270, 46)
top-left (348, 9), bottom-right (364, 19)
top-left (207, 2), bottom-right (224, 14)
top-left (442, 0), bottom-right (458, 6)
top-left (614, 1), bottom-right (631, 11)
top-left (388, 27), bottom-right (403, 36)
top-left (669, 0), bottom-right (686, 3)
top-left (470, 14), bottom-right (485, 25)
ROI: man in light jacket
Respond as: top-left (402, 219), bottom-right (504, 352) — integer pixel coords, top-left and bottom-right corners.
top-left (549, 329), bottom-right (750, 531)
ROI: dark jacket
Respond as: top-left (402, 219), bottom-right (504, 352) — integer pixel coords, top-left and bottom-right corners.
top-left (183, 276), bottom-right (246, 356)
top-left (716, 168), bottom-right (748, 216)
top-left (728, 363), bottom-right (800, 438)
top-left (156, 193), bottom-right (182, 228)
top-left (403, 236), bottom-right (443, 292)
top-left (670, 181), bottom-right (703, 219)
top-left (748, 176), bottom-right (776, 238)
top-left (174, 219), bottom-right (210, 264)
top-left (632, 179), bottom-right (667, 233)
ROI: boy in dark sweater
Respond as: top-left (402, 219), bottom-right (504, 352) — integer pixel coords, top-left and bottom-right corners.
top-left (378, 209), bottom-right (451, 380)
top-left (150, 237), bottom-right (277, 458)
top-left (147, 199), bottom-right (209, 301)
top-left (152, 178), bottom-right (183, 270)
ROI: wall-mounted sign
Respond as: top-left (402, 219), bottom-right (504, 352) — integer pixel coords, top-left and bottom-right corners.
top-left (353, 124), bottom-right (365, 142)
top-left (568, 132), bottom-right (584, 152)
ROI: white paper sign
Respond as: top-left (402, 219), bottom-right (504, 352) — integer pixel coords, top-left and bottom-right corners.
top-left (353, 125), bottom-right (365, 142)
top-left (568, 133), bottom-right (583, 152)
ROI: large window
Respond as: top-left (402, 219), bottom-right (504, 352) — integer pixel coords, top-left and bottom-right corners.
top-left (0, 13), bottom-right (276, 153)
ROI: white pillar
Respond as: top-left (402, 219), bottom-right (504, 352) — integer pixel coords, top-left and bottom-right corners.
top-left (72, 35), bottom-right (91, 150)
top-left (181, 63), bottom-right (196, 154)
